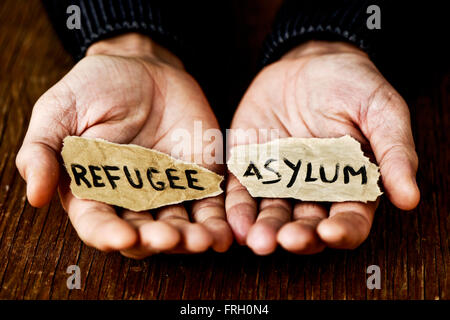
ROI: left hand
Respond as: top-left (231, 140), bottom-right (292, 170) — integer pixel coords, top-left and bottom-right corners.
top-left (16, 33), bottom-right (233, 258)
top-left (226, 40), bottom-right (420, 255)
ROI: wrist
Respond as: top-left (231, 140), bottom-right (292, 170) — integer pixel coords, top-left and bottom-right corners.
top-left (280, 40), bottom-right (368, 61)
top-left (86, 32), bottom-right (184, 69)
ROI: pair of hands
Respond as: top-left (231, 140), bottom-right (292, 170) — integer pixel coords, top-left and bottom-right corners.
top-left (16, 33), bottom-right (420, 258)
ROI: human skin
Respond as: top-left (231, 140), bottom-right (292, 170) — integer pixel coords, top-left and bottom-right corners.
top-left (225, 40), bottom-right (420, 255)
top-left (16, 33), bottom-right (233, 259)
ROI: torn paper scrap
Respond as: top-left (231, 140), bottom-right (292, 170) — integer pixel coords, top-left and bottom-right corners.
top-left (227, 135), bottom-right (382, 202)
top-left (61, 136), bottom-right (223, 211)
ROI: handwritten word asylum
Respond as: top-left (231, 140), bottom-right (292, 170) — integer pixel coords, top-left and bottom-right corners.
top-left (242, 158), bottom-right (367, 187)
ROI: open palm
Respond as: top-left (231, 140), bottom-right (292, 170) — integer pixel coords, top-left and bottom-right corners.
top-left (226, 41), bottom-right (420, 255)
top-left (17, 35), bottom-right (232, 258)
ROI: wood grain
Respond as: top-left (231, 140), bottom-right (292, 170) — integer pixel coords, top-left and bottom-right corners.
top-left (0, 0), bottom-right (448, 300)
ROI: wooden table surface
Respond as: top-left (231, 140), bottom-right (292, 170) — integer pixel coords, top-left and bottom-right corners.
top-left (0, 0), bottom-right (448, 300)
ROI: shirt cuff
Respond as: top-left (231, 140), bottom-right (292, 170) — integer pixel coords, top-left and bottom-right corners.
top-left (260, 0), bottom-right (380, 67)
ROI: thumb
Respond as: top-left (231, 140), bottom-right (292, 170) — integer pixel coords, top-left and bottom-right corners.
top-left (361, 86), bottom-right (420, 210)
top-left (16, 90), bottom-right (75, 208)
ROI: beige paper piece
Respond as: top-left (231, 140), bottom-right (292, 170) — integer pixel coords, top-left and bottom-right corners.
top-left (61, 136), bottom-right (223, 211)
top-left (227, 135), bottom-right (382, 202)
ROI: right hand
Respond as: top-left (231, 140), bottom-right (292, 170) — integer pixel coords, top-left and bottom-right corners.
top-left (225, 40), bottom-right (420, 255)
top-left (16, 33), bottom-right (233, 259)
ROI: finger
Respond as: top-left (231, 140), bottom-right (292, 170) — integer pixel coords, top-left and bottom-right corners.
top-left (246, 198), bottom-right (291, 255)
top-left (16, 92), bottom-right (75, 207)
top-left (225, 173), bottom-right (258, 245)
top-left (58, 180), bottom-right (138, 251)
top-left (156, 204), bottom-right (212, 253)
top-left (361, 87), bottom-right (420, 210)
top-left (191, 195), bottom-right (233, 252)
top-left (119, 210), bottom-right (180, 259)
top-left (317, 201), bottom-right (378, 249)
top-left (277, 202), bottom-right (327, 254)
top-left (16, 142), bottom-right (60, 207)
